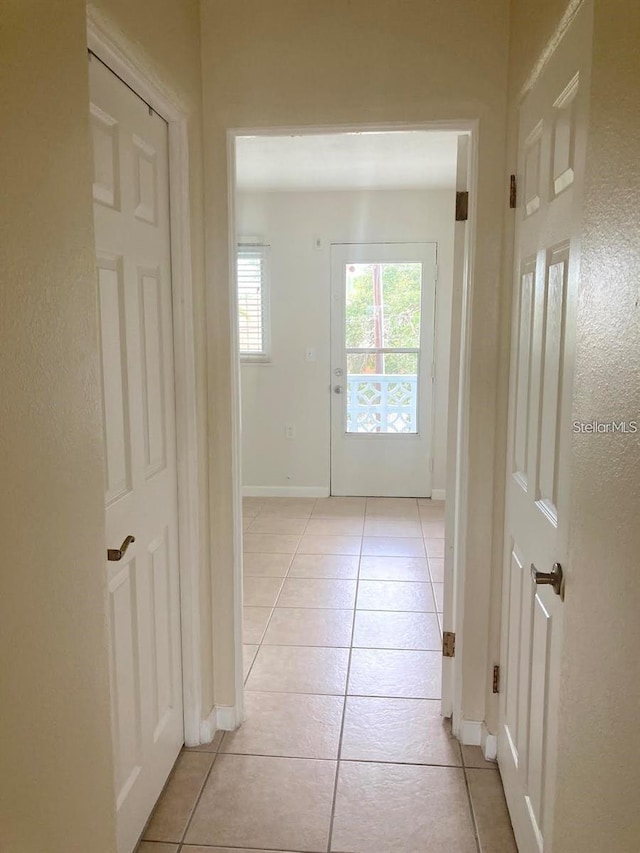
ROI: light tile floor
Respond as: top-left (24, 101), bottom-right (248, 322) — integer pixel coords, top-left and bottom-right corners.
top-left (139, 496), bottom-right (517, 853)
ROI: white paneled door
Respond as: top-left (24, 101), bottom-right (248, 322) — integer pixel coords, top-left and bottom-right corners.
top-left (89, 56), bottom-right (183, 853)
top-left (330, 243), bottom-right (436, 497)
top-left (499, 6), bottom-right (591, 852)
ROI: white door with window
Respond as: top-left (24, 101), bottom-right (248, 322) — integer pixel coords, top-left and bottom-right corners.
top-left (330, 243), bottom-right (436, 496)
top-left (498, 6), bottom-right (591, 851)
top-left (90, 56), bottom-right (184, 853)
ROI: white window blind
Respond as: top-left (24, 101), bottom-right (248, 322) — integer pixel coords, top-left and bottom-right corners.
top-left (237, 244), bottom-right (269, 359)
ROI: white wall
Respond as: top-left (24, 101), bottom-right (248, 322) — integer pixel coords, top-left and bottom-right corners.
top-left (237, 188), bottom-right (455, 496)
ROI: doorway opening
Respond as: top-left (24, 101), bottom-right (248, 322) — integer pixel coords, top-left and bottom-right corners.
top-left (229, 124), bottom-right (475, 755)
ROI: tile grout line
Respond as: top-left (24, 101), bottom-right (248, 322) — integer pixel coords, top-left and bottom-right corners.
top-left (461, 759), bottom-right (483, 853)
top-left (325, 499), bottom-right (368, 853)
top-left (176, 743), bottom-right (221, 849)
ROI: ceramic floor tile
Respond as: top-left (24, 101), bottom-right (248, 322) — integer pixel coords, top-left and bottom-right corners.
top-left (421, 520), bottom-right (445, 538)
top-left (184, 754), bottom-right (336, 851)
top-left (361, 537), bottom-right (425, 558)
top-left (243, 552), bottom-right (293, 578)
top-left (220, 691), bottom-right (343, 759)
top-left (365, 498), bottom-right (419, 517)
top-left (341, 697), bottom-right (461, 766)
top-left (257, 498), bottom-right (316, 518)
top-left (246, 645), bottom-right (350, 695)
top-left (143, 751), bottom-right (214, 843)
top-left (246, 515), bottom-right (309, 535)
top-left (353, 610), bottom-right (441, 650)
top-left (462, 744), bottom-right (497, 770)
top-left (364, 518), bottom-right (423, 538)
top-left (243, 606), bottom-right (272, 644)
top-left (312, 497), bottom-right (366, 517)
top-left (331, 761), bottom-right (477, 853)
top-left (136, 843), bottom-right (178, 853)
top-left (277, 577), bottom-right (357, 609)
top-left (467, 768), bottom-right (518, 853)
top-left (242, 498), bottom-right (264, 517)
top-left (263, 607), bottom-right (354, 647)
top-left (288, 553), bottom-right (360, 579)
top-left (305, 517), bottom-right (364, 536)
top-left (348, 648), bottom-right (442, 699)
top-left (297, 534), bottom-right (362, 555)
top-left (419, 500), bottom-right (445, 515)
top-left (243, 533), bottom-right (300, 554)
top-left (243, 644), bottom-right (259, 681)
top-left (359, 555), bottom-right (429, 581)
top-left (243, 576), bottom-right (284, 607)
top-left (183, 848), bottom-right (299, 853)
top-left (432, 582), bottom-right (444, 611)
top-left (356, 580), bottom-right (435, 612)
top-left (428, 557), bottom-right (444, 582)
top-left (424, 537), bottom-right (445, 558)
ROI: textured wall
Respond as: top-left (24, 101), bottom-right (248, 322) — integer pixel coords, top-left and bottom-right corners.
top-left (554, 1), bottom-right (640, 848)
top-left (201, 0), bottom-right (511, 722)
top-left (0, 3), bottom-right (116, 850)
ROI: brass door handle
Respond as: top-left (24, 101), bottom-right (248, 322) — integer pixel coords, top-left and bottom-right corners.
top-left (108, 535), bottom-right (136, 562)
top-left (531, 561), bottom-right (563, 597)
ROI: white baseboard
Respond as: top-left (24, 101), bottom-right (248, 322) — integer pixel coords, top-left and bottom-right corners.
top-left (197, 707), bottom-right (218, 745)
top-left (198, 704), bottom-right (242, 744)
top-left (242, 485), bottom-right (330, 498)
top-left (214, 704), bottom-right (243, 731)
top-left (460, 719), bottom-right (483, 746)
top-left (431, 488), bottom-right (446, 501)
top-left (460, 719), bottom-right (498, 762)
top-left (482, 723), bottom-right (498, 760)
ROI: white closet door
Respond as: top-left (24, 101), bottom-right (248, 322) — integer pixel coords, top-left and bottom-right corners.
top-left (498, 6), bottom-right (592, 851)
top-left (90, 55), bottom-right (183, 853)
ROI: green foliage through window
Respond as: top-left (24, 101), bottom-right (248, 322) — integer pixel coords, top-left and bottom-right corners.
top-left (345, 262), bottom-right (422, 374)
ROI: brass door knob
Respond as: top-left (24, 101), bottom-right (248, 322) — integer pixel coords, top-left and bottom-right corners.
top-left (108, 535), bottom-right (136, 562)
top-left (531, 561), bottom-right (563, 597)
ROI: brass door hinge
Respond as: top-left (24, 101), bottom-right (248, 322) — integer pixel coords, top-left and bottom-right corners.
top-left (492, 665), bottom-right (500, 694)
top-left (455, 191), bottom-right (469, 221)
top-left (509, 174), bottom-right (517, 209)
top-left (443, 631), bottom-right (456, 658)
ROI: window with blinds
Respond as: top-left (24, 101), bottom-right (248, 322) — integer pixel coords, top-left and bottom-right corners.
top-left (237, 244), bottom-right (269, 360)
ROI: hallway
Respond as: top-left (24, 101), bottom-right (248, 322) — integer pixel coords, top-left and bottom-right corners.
top-left (138, 497), bottom-right (516, 852)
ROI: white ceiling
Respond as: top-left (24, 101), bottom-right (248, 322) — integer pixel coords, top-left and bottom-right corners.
top-left (235, 131), bottom-right (460, 192)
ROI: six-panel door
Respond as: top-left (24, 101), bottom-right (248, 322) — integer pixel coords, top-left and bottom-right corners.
top-left (498, 5), bottom-right (592, 851)
top-left (90, 56), bottom-right (184, 853)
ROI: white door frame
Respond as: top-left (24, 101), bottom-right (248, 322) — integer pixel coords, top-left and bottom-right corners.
top-left (87, 10), bottom-right (204, 747)
top-left (227, 120), bottom-right (478, 737)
